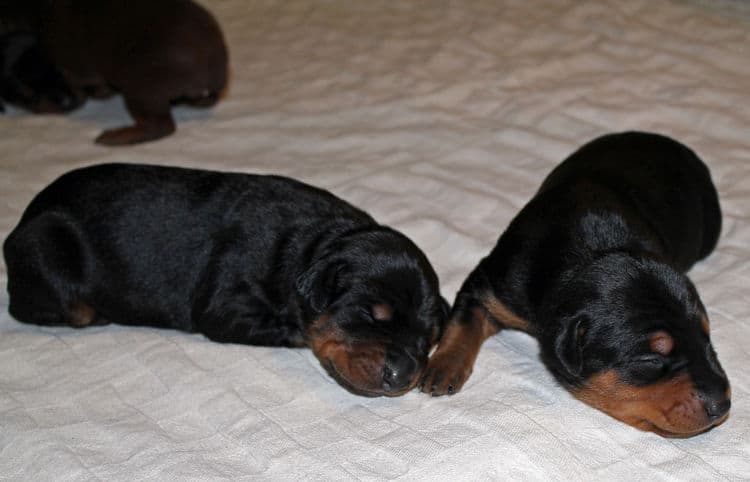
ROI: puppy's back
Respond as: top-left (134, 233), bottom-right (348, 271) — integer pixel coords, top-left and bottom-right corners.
top-left (4, 163), bottom-right (375, 329)
top-left (538, 132), bottom-right (721, 270)
top-left (15, 163), bottom-right (371, 230)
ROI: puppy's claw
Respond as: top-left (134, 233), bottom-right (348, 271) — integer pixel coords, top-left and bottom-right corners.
top-left (419, 351), bottom-right (472, 396)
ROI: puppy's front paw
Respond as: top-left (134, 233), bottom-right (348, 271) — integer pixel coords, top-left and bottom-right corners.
top-left (95, 120), bottom-right (175, 146)
top-left (420, 350), bottom-right (472, 396)
top-left (95, 126), bottom-right (139, 146)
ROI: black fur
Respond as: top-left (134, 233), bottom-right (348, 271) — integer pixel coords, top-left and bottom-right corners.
top-left (430, 132), bottom-right (730, 435)
top-left (4, 163), bottom-right (448, 396)
top-left (462, 132), bottom-right (723, 383)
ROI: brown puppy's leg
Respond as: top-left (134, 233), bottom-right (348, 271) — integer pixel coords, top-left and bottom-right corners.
top-left (95, 95), bottom-right (175, 146)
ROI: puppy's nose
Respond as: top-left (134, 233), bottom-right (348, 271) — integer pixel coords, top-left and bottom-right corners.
top-left (704, 396), bottom-right (731, 422)
top-left (699, 384), bottom-right (731, 422)
top-left (382, 352), bottom-right (418, 392)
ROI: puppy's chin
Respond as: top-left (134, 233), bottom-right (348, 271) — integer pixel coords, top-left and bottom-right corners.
top-left (310, 335), bottom-right (387, 396)
top-left (636, 414), bottom-right (729, 438)
top-left (320, 359), bottom-right (414, 397)
top-left (573, 370), bottom-right (729, 438)
top-left (315, 343), bottom-right (422, 397)
top-left (306, 314), bottom-right (426, 396)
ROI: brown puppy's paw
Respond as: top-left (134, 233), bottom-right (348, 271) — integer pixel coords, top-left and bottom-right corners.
top-left (420, 350), bottom-right (472, 396)
top-left (95, 122), bottom-right (175, 146)
top-left (97, 97), bottom-right (176, 146)
top-left (95, 127), bottom-right (135, 146)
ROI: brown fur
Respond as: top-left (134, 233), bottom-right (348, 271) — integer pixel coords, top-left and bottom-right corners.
top-left (307, 314), bottom-right (392, 396)
top-left (69, 301), bottom-right (96, 327)
top-left (573, 370), bottom-right (727, 437)
top-left (701, 314), bottom-right (711, 337)
top-left (420, 307), bottom-right (499, 395)
top-left (482, 294), bottom-right (533, 334)
top-left (649, 331), bottom-right (674, 356)
top-left (372, 303), bottom-right (393, 321)
top-left (29, 0), bottom-right (229, 145)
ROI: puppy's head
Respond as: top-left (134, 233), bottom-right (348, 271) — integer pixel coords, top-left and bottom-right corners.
top-left (1, 33), bottom-right (83, 114)
top-left (541, 252), bottom-right (730, 437)
top-left (297, 228), bottom-right (447, 397)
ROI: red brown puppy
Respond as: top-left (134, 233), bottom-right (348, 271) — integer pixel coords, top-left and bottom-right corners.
top-left (2, 0), bottom-right (228, 145)
top-left (0, 32), bottom-right (83, 114)
top-left (422, 132), bottom-right (730, 438)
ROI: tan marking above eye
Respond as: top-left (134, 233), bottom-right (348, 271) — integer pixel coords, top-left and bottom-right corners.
top-left (372, 303), bottom-right (393, 321)
top-left (650, 331), bottom-right (674, 356)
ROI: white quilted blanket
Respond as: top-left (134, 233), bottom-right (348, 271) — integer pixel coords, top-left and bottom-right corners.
top-left (1, 0), bottom-right (749, 479)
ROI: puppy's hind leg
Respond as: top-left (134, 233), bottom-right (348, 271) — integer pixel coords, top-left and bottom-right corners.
top-left (3, 213), bottom-right (94, 327)
top-left (95, 94), bottom-right (175, 146)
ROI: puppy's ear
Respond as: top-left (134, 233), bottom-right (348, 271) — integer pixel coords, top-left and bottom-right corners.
top-left (296, 259), bottom-right (347, 313)
top-left (554, 316), bottom-right (587, 377)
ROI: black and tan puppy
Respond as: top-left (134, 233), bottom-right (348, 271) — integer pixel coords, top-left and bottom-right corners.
top-left (2, 0), bottom-right (228, 145)
top-left (4, 164), bottom-right (448, 397)
top-left (421, 132), bottom-right (730, 437)
top-left (0, 32), bottom-right (82, 114)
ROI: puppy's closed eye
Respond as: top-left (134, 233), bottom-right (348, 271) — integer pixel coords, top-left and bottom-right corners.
top-left (629, 354), bottom-right (669, 380)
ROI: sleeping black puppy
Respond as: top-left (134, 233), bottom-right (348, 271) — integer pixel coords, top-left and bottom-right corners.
top-left (3, 164), bottom-right (448, 397)
top-left (421, 131), bottom-right (730, 437)
top-left (0, 32), bottom-right (83, 114)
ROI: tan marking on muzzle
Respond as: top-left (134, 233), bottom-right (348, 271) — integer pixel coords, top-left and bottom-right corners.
top-left (573, 370), bottom-right (721, 437)
top-left (307, 313), bottom-right (388, 395)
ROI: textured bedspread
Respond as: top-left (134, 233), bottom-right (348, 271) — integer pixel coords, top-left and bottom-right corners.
top-left (1, 0), bottom-right (749, 479)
